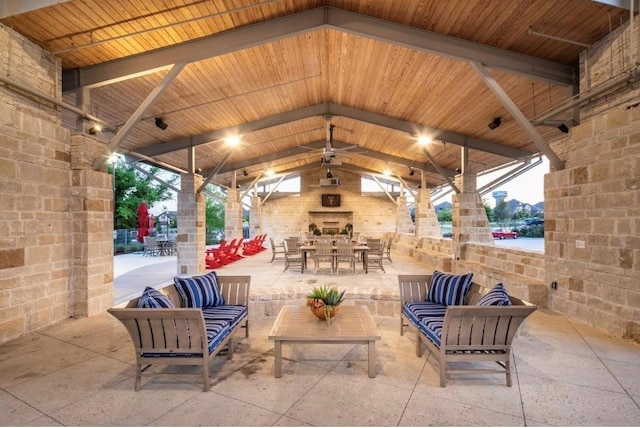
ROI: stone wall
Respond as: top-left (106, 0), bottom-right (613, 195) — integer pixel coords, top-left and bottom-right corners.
top-left (545, 16), bottom-right (640, 341)
top-left (0, 25), bottom-right (114, 343)
top-left (0, 25), bottom-right (70, 342)
top-left (261, 170), bottom-right (397, 242)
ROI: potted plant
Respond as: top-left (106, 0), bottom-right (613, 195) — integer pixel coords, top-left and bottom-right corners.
top-left (306, 284), bottom-right (346, 324)
top-left (344, 223), bottom-right (353, 238)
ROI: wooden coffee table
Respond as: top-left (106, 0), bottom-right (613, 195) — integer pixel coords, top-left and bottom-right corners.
top-left (268, 305), bottom-right (381, 378)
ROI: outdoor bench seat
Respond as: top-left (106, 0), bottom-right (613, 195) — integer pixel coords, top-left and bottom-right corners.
top-left (399, 274), bottom-right (536, 387)
top-left (108, 275), bottom-right (250, 392)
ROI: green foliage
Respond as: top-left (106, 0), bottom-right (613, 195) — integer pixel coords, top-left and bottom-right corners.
top-left (514, 224), bottom-right (544, 238)
top-left (493, 201), bottom-right (511, 228)
top-left (110, 163), bottom-right (176, 229)
top-left (306, 284), bottom-right (346, 306)
top-left (205, 193), bottom-right (225, 243)
top-left (484, 204), bottom-right (494, 222)
top-left (437, 208), bottom-right (452, 222)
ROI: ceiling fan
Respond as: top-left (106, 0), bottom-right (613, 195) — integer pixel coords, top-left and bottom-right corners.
top-left (300, 115), bottom-right (358, 166)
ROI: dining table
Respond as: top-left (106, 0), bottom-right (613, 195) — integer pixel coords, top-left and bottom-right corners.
top-left (297, 244), bottom-right (369, 273)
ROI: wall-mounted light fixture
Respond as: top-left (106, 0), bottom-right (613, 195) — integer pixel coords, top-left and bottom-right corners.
top-left (88, 122), bottom-right (102, 135)
top-left (408, 166), bottom-right (415, 176)
top-left (242, 170), bottom-right (249, 177)
top-left (488, 117), bottom-right (502, 130)
top-left (155, 117), bottom-right (168, 130)
top-left (326, 168), bottom-right (333, 179)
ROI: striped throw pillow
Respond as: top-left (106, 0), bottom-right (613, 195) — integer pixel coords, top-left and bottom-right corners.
top-left (174, 271), bottom-right (225, 308)
top-left (427, 271), bottom-right (474, 306)
top-left (137, 286), bottom-right (175, 308)
top-left (478, 283), bottom-right (512, 306)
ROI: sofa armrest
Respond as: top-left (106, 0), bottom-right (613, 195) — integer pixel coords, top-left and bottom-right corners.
top-left (441, 304), bottom-right (537, 350)
top-left (216, 275), bottom-right (250, 306)
top-left (108, 307), bottom-right (208, 355)
top-left (398, 275), bottom-right (431, 305)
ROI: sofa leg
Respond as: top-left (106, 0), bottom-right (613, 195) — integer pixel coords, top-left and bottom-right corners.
top-left (505, 354), bottom-right (512, 387)
top-left (245, 320), bottom-right (249, 338)
top-left (400, 317), bottom-right (404, 336)
top-left (203, 356), bottom-right (210, 392)
top-left (439, 365), bottom-right (446, 387)
top-left (415, 330), bottom-right (423, 357)
top-left (227, 338), bottom-right (234, 359)
top-left (135, 364), bottom-right (142, 391)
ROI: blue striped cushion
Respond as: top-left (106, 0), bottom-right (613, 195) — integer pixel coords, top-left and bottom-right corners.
top-left (204, 319), bottom-right (231, 354)
top-left (174, 271), bottom-right (225, 308)
top-left (478, 283), bottom-right (512, 306)
top-left (202, 305), bottom-right (248, 330)
top-left (137, 287), bottom-right (175, 308)
top-left (403, 301), bottom-right (447, 347)
top-left (427, 271), bottom-right (473, 306)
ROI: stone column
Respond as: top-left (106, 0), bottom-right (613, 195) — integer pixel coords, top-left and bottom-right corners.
top-left (225, 188), bottom-right (244, 240)
top-left (70, 134), bottom-right (114, 316)
top-left (249, 195), bottom-right (262, 238)
top-left (451, 173), bottom-right (493, 259)
top-left (395, 195), bottom-right (413, 234)
top-left (177, 174), bottom-right (205, 275)
top-left (414, 187), bottom-right (442, 238)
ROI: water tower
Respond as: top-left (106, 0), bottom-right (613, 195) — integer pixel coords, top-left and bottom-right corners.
top-left (492, 190), bottom-right (508, 205)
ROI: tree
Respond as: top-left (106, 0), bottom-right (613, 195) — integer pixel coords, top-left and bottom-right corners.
top-left (110, 163), bottom-right (176, 229)
top-left (437, 208), bottom-right (452, 222)
top-left (483, 200), bottom-right (494, 222)
top-left (493, 201), bottom-right (511, 228)
top-left (205, 189), bottom-right (226, 244)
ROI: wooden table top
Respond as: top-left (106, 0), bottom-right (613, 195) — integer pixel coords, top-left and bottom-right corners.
top-left (268, 305), bottom-right (381, 342)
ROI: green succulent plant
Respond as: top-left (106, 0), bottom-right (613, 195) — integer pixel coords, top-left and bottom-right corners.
top-left (306, 284), bottom-right (346, 324)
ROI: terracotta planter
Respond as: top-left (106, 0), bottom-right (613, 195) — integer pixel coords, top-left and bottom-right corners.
top-left (310, 305), bottom-right (340, 321)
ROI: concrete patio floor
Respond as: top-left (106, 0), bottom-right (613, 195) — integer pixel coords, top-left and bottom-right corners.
top-left (2, 248), bottom-right (640, 426)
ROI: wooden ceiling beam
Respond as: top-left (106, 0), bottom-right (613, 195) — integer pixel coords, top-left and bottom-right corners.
top-left (62, 6), bottom-right (575, 91)
top-left (204, 139), bottom-right (453, 177)
top-left (139, 102), bottom-right (532, 161)
top-left (328, 104), bottom-right (534, 160)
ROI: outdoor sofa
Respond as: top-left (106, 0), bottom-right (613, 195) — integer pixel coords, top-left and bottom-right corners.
top-left (399, 272), bottom-right (536, 387)
top-left (108, 273), bottom-right (250, 391)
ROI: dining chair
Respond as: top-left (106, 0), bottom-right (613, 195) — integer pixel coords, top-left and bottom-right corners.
top-left (143, 236), bottom-right (158, 257)
top-left (384, 236), bottom-right (393, 263)
top-left (335, 241), bottom-right (356, 274)
top-left (283, 238), bottom-right (303, 272)
top-left (365, 238), bottom-right (385, 273)
top-left (313, 241), bottom-right (335, 274)
top-left (269, 237), bottom-right (285, 263)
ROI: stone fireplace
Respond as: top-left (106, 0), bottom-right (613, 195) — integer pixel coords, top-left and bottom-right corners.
top-left (309, 211), bottom-right (353, 234)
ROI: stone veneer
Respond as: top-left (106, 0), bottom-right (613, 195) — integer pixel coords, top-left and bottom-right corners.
top-left (0, 24), bottom-right (113, 343)
top-left (544, 15), bottom-right (640, 341)
top-left (451, 173), bottom-right (494, 259)
top-left (414, 187), bottom-right (442, 238)
top-left (177, 174), bottom-right (205, 275)
top-left (225, 188), bottom-right (244, 240)
top-left (260, 169), bottom-right (397, 241)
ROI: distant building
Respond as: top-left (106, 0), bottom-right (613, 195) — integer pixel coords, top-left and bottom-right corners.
top-left (157, 210), bottom-right (177, 235)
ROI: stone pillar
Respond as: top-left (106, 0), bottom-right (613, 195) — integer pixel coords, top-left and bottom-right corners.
top-left (225, 188), bottom-right (244, 239)
top-left (249, 195), bottom-right (262, 238)
top-left (451, 173), bottom-right (493, 259)
top-left (395, 195), bottom-right (413, 234)
top-left (177, 174), bottom-right (205, 275)
top-left (414, 187), bottom-right (442, 238)
top-left (70, 134), bottom-right (114, 316)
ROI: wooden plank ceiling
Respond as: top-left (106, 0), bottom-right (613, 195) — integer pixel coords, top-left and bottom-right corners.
top-left (0, 0), bottom-right (630, 190)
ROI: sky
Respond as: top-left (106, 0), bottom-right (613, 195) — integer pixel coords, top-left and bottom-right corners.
top-left (147, 156), bottom-right (549, 215)
top-left (475, 157), bottom-right (548, 207)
